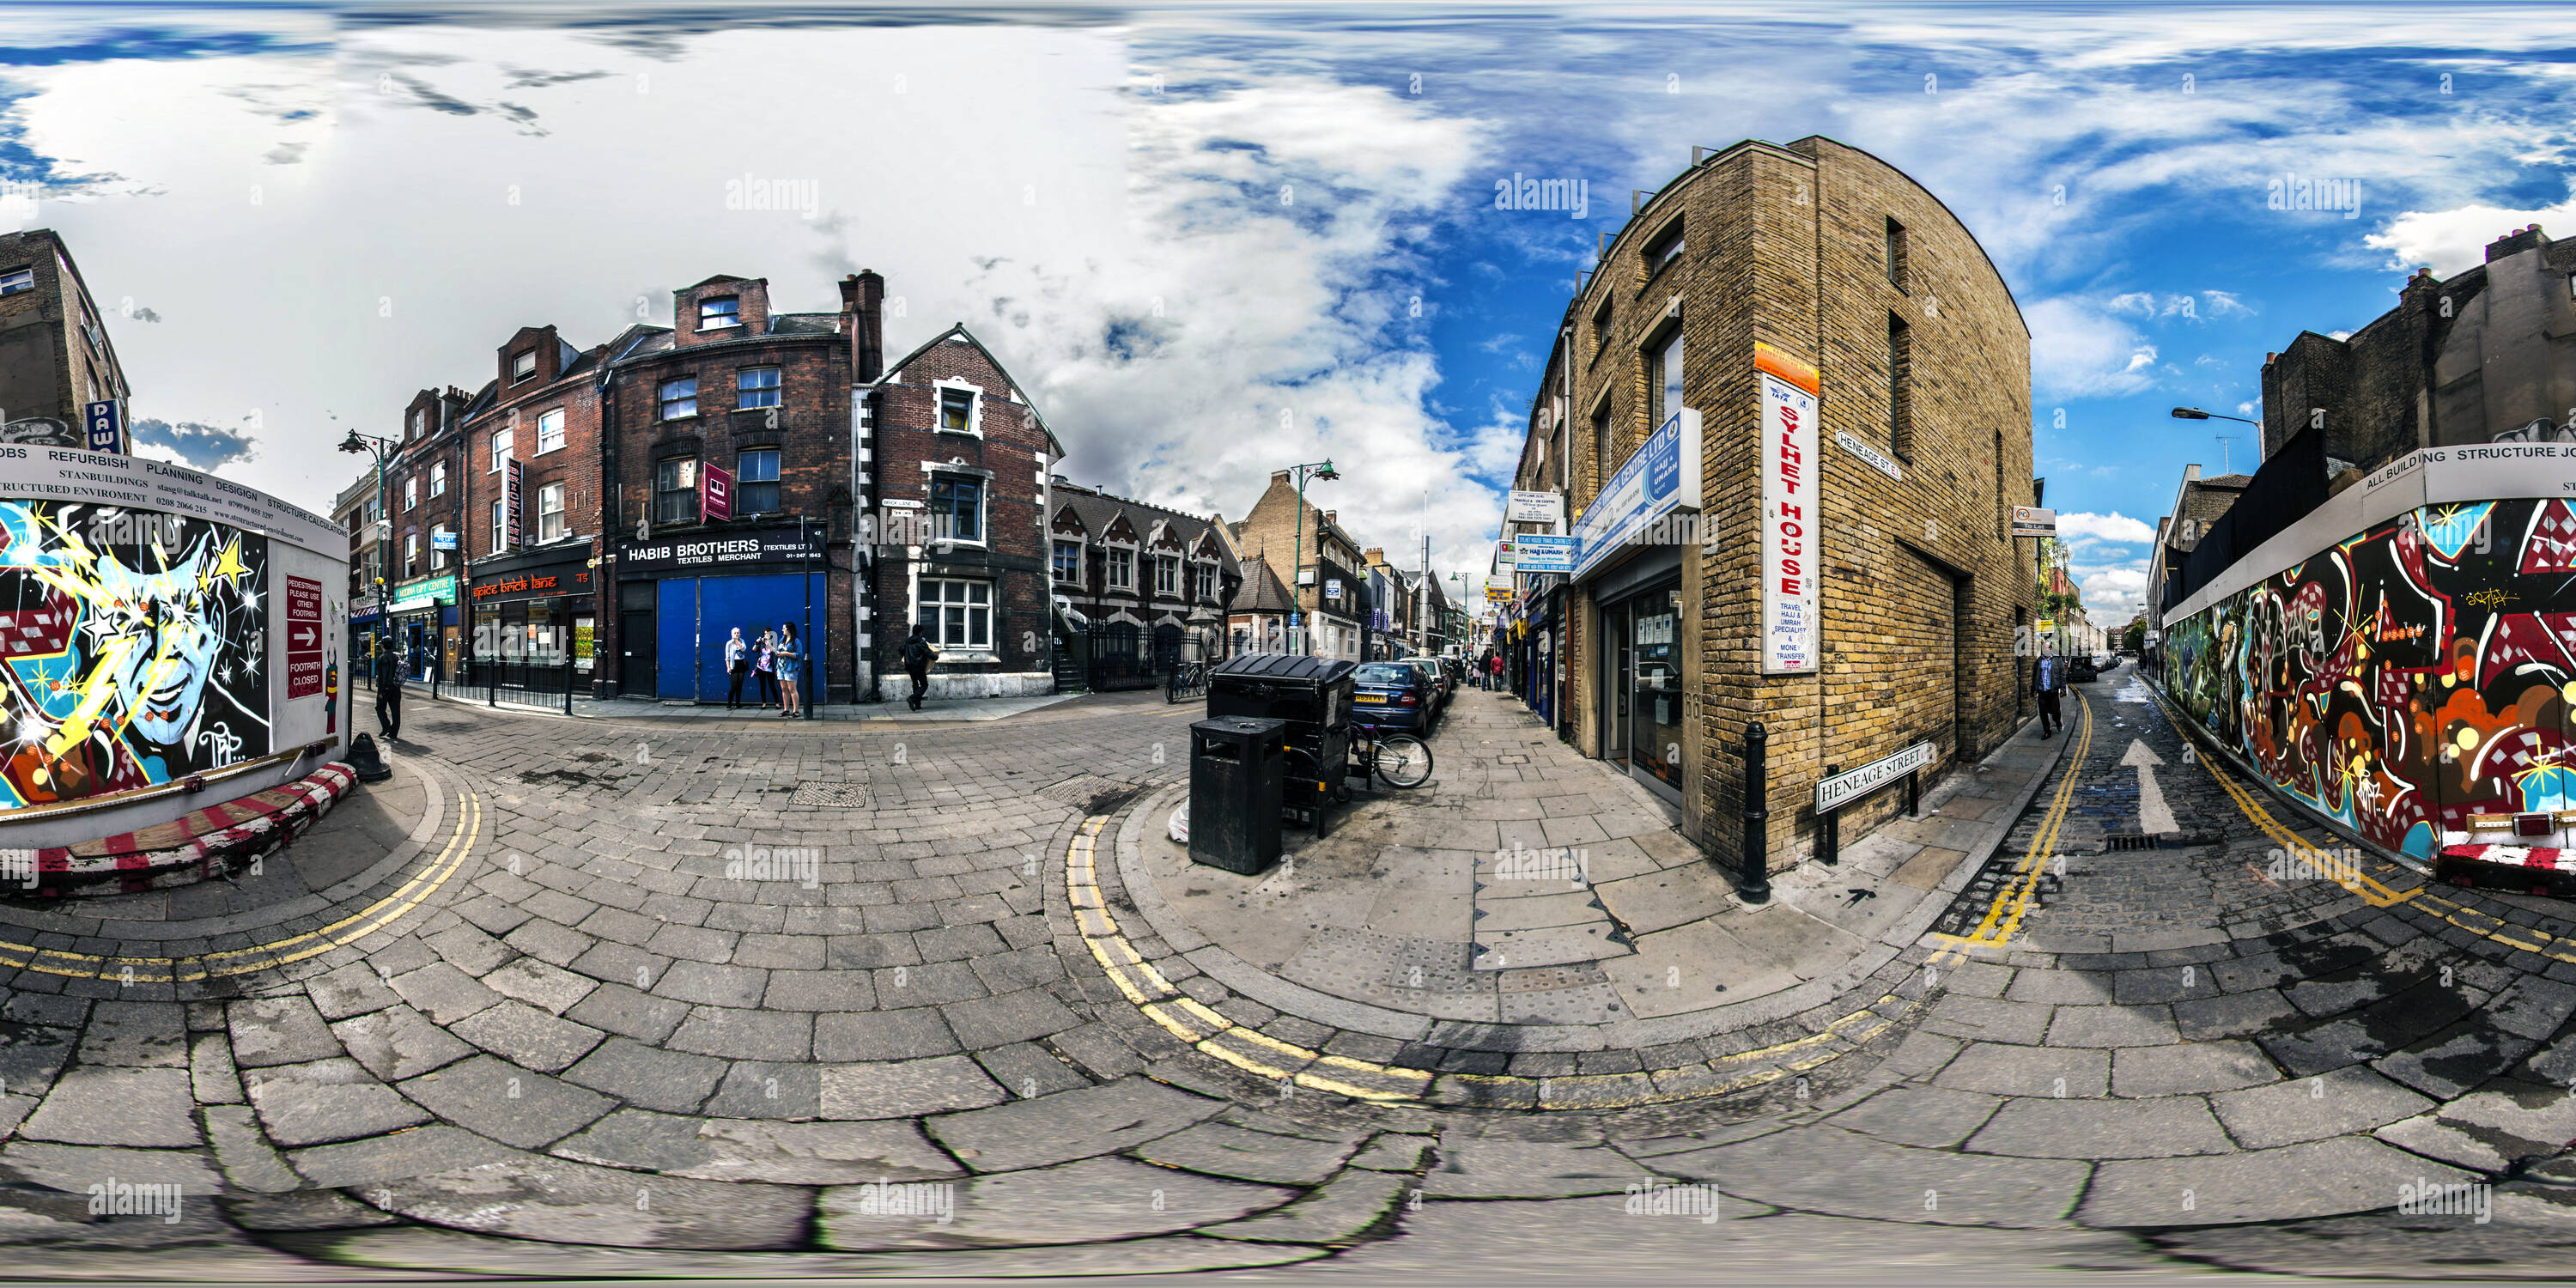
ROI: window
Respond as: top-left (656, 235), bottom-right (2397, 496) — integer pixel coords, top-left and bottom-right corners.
top-left (404, 477), bottom-right (418, 510)
top-left (491, 498), bottom-right (508, 552)
top-left (1592, 405), bottom-right (1613, 492)
top-left (659, 377), bottom-right (698, 421)
top-left (430, 524), bottom-right (450, 570)
top-left (917, 580), bottom-right (992, 652)
top-left (1644, 221), bottom-right (1684, 275)
top-left (655, 458), bottom-right (700, 524)
top-left (1194, 563), bottom-right (1215, 601)
top-left (430, 461), bottom-right (447, 497)
top-left (1108, 548), bottom-right (1134, 590)
top-left (538, 483), bottom-right (566, 542)
top-left (1155, 555), bottom-right (1177, 596)
top-left (404, 533), bottom-right (419, 578)
top-left (1889, 313), bottom-right (1913, 459)
top-left (512, 349), bottom-right (537, 383)
top-left (1591, 297), bottom-right (1613, 361)
top-left (0, 267), bottom-right (30, 295)
top-left (537, 408), bottom-right (565, 454)
top-left (929, 474), bottom-right (983, 543)
top-left (939, 386), bottom-right (975, 434)
top-left (1054, 539), bottom-right (1082, 583)
top-left (699, 296), bottom-right (739, 330)
top-left (489, 426), bottom-right (513, 472)
top-left (738, 367), bottom-right (781, 410)
top-left (737, 448), bottom-right (780, 514)
top-left (409, 410), bottom-right (423, 440)
top-left (1885, 216), bottom-right (1908, 290)
top-left (1648, 330), bottom-right (1685, 429)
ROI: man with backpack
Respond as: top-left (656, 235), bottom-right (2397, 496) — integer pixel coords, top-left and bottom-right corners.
top-left (375, 634), bottom-right (403, 742)
top-left (2034, 649), bottom-right (2063, 738)
top-left (901, 624), bottom-right (939, 711)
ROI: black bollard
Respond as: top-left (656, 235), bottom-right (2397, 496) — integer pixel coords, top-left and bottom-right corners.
top-left (1739, 721), bottom-right (1771, 903)
top-left (346, 733), bottom-right (392, 783)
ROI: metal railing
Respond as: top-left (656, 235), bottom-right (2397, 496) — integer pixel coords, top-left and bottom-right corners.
top-left (442, 652), bottom-right (579, 714)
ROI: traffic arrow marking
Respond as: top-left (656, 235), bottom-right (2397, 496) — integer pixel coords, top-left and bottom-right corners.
top-left (2121, 738), bottom-right (2177, 834)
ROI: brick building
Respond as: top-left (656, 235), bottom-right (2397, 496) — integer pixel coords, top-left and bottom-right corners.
top-left (1227, 472), bottom-right (1378, 660)
top-left (2257, 224), bottom-right (2576, 471)
top-left (1227, 556), bottom-right (1297, 654)
top-left (0, 228), bottom-right (128, 447)
top-left (1047, 480), bottom-right (1239, 687)
top-left (1507, 136), bottom-right (2037, 872)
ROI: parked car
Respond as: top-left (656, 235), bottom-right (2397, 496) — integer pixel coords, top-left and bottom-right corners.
top-left (1351, 660), bottom-right (1438, 733)
top-left (2068, 655), bottom-right (2100, 683)
top-left (1400, 656), bottom-right (1451, 712)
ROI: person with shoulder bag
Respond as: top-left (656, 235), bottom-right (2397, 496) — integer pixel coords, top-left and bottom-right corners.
top-left (902, 624), bottom-right (939, 711)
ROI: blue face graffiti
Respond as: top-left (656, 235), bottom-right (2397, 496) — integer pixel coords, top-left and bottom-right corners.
top-left (0, 501), bottom-right (270, 807)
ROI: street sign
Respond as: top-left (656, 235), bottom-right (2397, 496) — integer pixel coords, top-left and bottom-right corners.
top-left (703, 460), bottom-right (734, 523)
top-left (1289, 611), bottom-right (1302, 629)
top-left (2037, 617), bottom-right (2057, 634)
top-left (284, 575), bottom-right (324, 699)
top-left (1485, 586), bottom-right (1511, 603)
top-left (2012, 506), bottom-right (2057, 538)
top-left (1516, 534), bottom-right (1575, 574)
top-left (1506, 489), bottom-right (1564, 527)
top-left (1815, 741), bottom-right (1936, 814)
top-left (82, 399), bottom-right (125, 453)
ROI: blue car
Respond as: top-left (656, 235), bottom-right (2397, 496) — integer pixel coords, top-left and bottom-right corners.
top-left (1349, 660), bottom-right (1436, 733)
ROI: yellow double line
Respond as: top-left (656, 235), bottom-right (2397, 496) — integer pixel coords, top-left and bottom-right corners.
top-left (1933, 690), bottom-right (2095, 962)
top-left (0, 791), bottom-right (483, 984)
top-left (2150, 693), bottom-right (2417, 909)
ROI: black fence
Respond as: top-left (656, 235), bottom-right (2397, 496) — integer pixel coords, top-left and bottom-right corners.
top-left (2167, 424), bottom-right (2330, 611)
top-left (444, 652), bottom-right (580, 714)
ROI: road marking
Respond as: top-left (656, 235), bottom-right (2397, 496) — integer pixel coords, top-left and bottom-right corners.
top-left (0, 791), bottom-right (483, 984)
top-left (2150, 690), bottom-right (2417, 909)
top-left (2122, 738), bottom-right (2178, 833)
top-left (1934, 688), bottom-right (2095, 963)
top-left (1065, 808), bottom-right (1921, 1108)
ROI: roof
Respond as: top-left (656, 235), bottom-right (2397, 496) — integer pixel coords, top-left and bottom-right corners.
top-left (1054, 483), bottom-right (1237, 567)
top-left (1235, 556), bottom-right (1296, 613)
top-left (877, 323), bottom-right (1066, 459)
top-left (769, 312), bottom-right (841, 335)
top-left (685, 273), bottom-right (757, 290)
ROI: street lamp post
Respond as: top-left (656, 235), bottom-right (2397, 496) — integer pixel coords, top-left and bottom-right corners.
top-left (2172, 407), bottom-right (2260, 475)
top-left (340, 429), bottom-right (399, 689)
top-left (1285, 459), bottom-right (1339, 655)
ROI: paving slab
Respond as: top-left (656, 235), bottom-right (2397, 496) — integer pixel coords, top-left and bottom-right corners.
top-left (552, 1109), bottom-right (960, 1183)
top-left (1662, 1125), bottom-right (2089, 1228)
top-left (817, 1154), bottom-right (1290, 1251)
top-left (926, 1076), bottom-right (1221, 1172)
top-left (2081, 1136), bottom-right (2475, 1227)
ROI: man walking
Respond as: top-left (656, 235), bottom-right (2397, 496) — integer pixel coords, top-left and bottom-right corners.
top-left (901, 623), bottom-right (939, 711)
top-left (2035, 650), bottom-right (2063, 738)
top-left (375, 634), bottom-right (404, 742)
top-left (724, 627), bottom-right (750, 711)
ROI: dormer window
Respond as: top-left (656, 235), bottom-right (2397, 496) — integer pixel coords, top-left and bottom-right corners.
top-left (699, 296), bottom-right (740, 331)
top-left (409, 410), bottom-right (422, 440)
top-left (511, 349), bottom-right (537, 383)
top-left (939, 386), bottom-right (975, 434)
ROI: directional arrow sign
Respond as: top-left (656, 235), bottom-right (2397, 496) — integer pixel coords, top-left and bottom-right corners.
top-left (2121, 739), bottom-right (2177, 834)
top-left (289, 623), bottom-right (319, 651)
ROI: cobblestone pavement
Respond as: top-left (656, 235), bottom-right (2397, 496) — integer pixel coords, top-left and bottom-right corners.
top-left (8, 668), bottom-right (2576, 1279)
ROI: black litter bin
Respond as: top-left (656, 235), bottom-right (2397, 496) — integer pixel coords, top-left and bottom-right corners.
top-left (1206, 653), bottom-right (1357, 832)
top-left (1189, 716), bottom-right (1287, 874)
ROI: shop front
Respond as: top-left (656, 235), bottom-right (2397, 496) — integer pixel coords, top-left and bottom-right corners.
top-left (1570, 407), bottom-right (1701, 809)
top-left (611, 524), bottom-right (827, 702)
top-left (381, 574), bottom-right (457, 683)
top-left (468, 552), bottom-right (598, 695)
top-left (350, 593), bottom-right (382, 681)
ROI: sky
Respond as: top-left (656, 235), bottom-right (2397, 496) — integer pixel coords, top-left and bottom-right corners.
top-left (5, 3), bottom-right (2575, 629)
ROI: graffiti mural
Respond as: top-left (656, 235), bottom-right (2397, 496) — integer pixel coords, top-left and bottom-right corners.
top-left (2164, 497), bottom-right (2576, 859)
top-left (0, 501), bottom-right (271, 808)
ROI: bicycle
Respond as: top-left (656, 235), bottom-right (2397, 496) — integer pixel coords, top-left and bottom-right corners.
top-left (1349, 722), bottom-right (1433, 789)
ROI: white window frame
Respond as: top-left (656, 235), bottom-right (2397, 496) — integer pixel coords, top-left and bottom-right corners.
top-left (404, 477), bottom-right (417, 510)
top-left (404, 532), bottom-right (419, 577)
top-left (511, 349), bottom-right (537, 383)
top-left (537, 407), bottom-right (566, 455)
top-left (430, 524), bottom-right (451, 570)
top-left (1154, 554), bottom-right (1177, 597)
top-left (659, 377), bottom-right (698, 422)
top-left (1053, 539), bottom-right (1083, 584)
top-left (1107, 547), bottom-right (1134, 591)
top-left (735, 448), bottom-right (781, 515)
top-left (489, 426), bottom-right (513, 472)
top-left (430, 460), bottom-right (447, 497)
top-left (917, 579), bottom-right (993, 653)
top-left (737, 366), bottom-right (781, 410)
top-left (490, 498), bottom-right (507, 553)
top-left (409, 410), bottom-right (423, 440)
top-left (932, 380), bottom-right (983, 437)
top-left (1194, 562), bottom-right (1216, 602)
top-left (538, 483), bottom-right (567, 543)
top-left (698, 296), bottom-right (740, 331)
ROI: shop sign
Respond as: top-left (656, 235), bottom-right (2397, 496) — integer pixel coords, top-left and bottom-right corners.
top-left (1758, 343), bottom-right (1820, 674)
top-left (472, 562), bottom-right (594, 605)
top-left (703, 461), bottom-right (734, 523)
top-left (1507, 489), bottom-right (1564, 527)
top-left (615, 526), bottom-right (823, 574)
top-left (1573, 407), bottom-right (1702, 580)
top-left (1485, 586), bottom-right (1512, 603)
top-left (1516, 534), bottom-right (1575, 574)
top-left (507, 458), bottom-right (526, 550)
top-left (386, 574), bottom-right (456, 613)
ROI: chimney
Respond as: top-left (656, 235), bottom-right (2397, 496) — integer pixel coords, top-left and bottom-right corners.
top-left (1364, 546), bottom-right (1384, 566)
top-left (2184, 464), bottom-right (2202, 482)
top-left (2485, 224), bottom-right (2548, 264)
top-left (839, 270), bottom-right (886, 382)
top-left (1323, 510), bottom-right (1336, 526)
top-left (1269, 469), bottom-right (1291, 485)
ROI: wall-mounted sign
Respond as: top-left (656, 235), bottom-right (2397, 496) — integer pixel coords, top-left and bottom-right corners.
top-left (703, 460), bottom-right (734, 523)
top-left (1515, 534), bottom-right (1576, 574)
top-left (2011, 506), bottom-right (2057, 538)
top-left (431, 530), bottom-right (459, 550)
top-left (1835, 429), bottom-right (1904, 483)
top-left (82, 399), bottom-right (125, 454)
top-left (1485, 586), bottom-right (1512, 603)
top-left (1758, 343), bottom-right (1820, 674)
top-left (471, 561), bottom-right (594, 605)
top-left (2037, 617), bottom-right (2057, 634)
top-left (507, 457), bottom-right (526, 550)
top-left (1507, 489), bottom-right (1565, 528)
top-left (386, 574), bottom-right (457, 614)
top-left (1326, 577), bottom-right (1344, 600)
top-left (614, 526), bottom-right (823, 574)
top-left (1815, 741), bottom-right (1936, 814)
top-left (1573, 406), bottom-right (1702, 580)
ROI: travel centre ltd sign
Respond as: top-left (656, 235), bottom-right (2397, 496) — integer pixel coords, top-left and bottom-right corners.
top-left (1758, 343), bottom-right (1820, 675)
top-left (1571, 405), bottom-right (1703, 580)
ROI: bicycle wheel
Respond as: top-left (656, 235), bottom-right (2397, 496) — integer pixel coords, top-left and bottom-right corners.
top-left (1370, 733), bottom-right (1433, 787)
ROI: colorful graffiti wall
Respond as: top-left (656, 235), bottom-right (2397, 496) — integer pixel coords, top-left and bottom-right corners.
top-left (2163, 497), bottom-right (2576, 859)
top-left (0, 501), bottom-right (271, 808)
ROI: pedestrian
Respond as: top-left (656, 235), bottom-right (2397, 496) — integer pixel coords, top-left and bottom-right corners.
top-left (775, 622), bottom-right (803, 718)
top-left (2035, 651), bottom-right (2063, 738)
top-left (723, 627), bottom-right (750, 711)
top-left (902, 623), bottom-right (939, 711)
top-left (1487, 650), bottom-right (1504, 692)
top-left (755, 630), bottom-right (780, 708)
top-left (374, 635), bottom-right (403, 742)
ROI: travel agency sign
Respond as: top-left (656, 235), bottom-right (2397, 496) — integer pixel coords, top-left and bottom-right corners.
top-left (1758, 342), bottom-right (1820, 674)
top-left (1572, 405), bottom-right (1702, 580)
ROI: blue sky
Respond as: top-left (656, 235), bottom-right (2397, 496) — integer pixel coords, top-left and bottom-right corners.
top-left (4, 4), bottom-right (2574, 623)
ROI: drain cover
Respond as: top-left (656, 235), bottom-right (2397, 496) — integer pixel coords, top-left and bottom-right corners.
top-left (791, 782), bottom-right (871, 807)
top-left (1041, 774), bottom-right (1144, 815)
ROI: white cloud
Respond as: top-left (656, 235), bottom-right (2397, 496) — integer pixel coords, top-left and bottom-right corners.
top-left (2364, 183), bottom-right (2576, 274)
top-left (2076, 564), bottom-right (2151, 623)
top-left (2057, 511), bottom-right (2157, 543)
top-left (2027, 297), bottom-right (2161, 399)
top-left (2202, 289), bottom-right (2252, 317)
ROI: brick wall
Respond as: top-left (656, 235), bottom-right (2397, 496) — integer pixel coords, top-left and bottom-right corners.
top-left (0, 228), bottom-right (129, 438)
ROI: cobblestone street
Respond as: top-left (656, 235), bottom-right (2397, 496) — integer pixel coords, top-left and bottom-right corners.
top-left (1, 665), bottom-right (2573, 1278)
